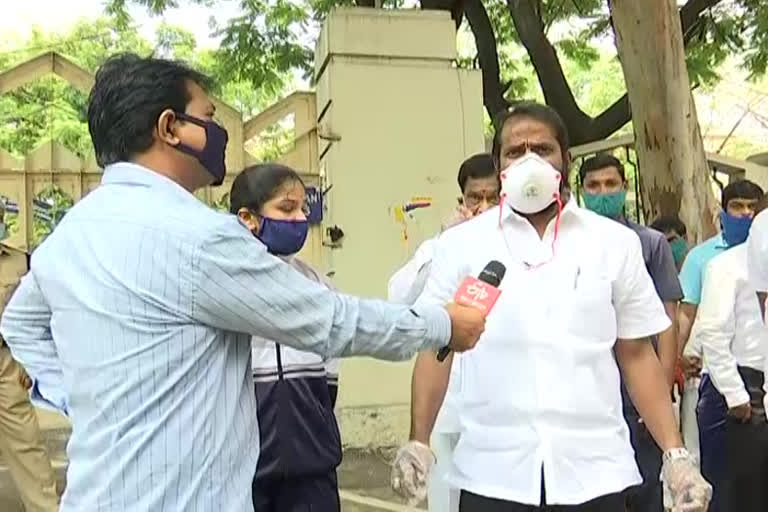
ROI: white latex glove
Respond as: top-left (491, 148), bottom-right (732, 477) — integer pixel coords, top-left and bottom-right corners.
top-left (662, 449), bottom-right (712, 512)
top-left (391, 440), bottom-right (435, 506)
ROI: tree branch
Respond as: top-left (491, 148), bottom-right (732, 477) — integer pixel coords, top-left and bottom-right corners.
top-left (463, 0), bottom-right (510, 125)
top-left (680, 0), bottom-right (720, 38)
top-left (498, 0), bottom-right (722, 145)
top-left (506, 0), bottom-right (591, 137)
top-left (588, 93), bottom-right (631, 140)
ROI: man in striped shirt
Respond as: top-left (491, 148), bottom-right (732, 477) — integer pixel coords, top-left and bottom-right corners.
top-left (0, 54), bottom-right (485, 512)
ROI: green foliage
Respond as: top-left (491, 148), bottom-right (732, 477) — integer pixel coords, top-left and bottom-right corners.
top-left (0, 76), bottom-right (91, 159)
top-left (32, 186), bottom-right (76, 247)
top-left (0, 19), bottom-right (155, 160)
top-left (108, 0), bottom-right (768, 144)
top-left (0, 17), bottom-right (293, 247)
top-left (555, 38), bottom-right (600, 69)
top-left (0, 17), bottom-right (290, 159)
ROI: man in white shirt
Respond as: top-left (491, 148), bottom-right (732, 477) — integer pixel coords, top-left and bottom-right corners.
top-left (391, 102), bottom-right (711, 511)
top-left (388, 153), bottom-right (498, 512)
top-left (698, 197), bottom-right (768, 512)
top-left (388, 153), bottom-right (499, 304)
top-left (680, 180), bottom-right (763, 512)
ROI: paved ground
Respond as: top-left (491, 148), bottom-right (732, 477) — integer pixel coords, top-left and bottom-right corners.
top-left (0, 409), bottom-right (425, 511)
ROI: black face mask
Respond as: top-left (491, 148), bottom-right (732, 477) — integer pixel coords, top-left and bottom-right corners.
top-left (173, 112), bottom-right (229, 186)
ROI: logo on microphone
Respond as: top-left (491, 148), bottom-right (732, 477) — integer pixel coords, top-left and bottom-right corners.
top-left (465, 282), bottom-right (489, 302)
top-left (455, 276), bottom-right (502, 315)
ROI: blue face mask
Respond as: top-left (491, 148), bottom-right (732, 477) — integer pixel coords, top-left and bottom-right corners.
top-left (720, 210), bottom-right (753, 247)
top-left (256, 217), bottom-right (309, 256)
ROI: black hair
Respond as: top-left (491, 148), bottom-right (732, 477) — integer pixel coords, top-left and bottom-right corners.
top-left (756, 194), bottom-right (768, 216)
top-left (457, 153), bottom-right (496, 193)
top-left (229, 164), bottom-right (305, 214)
top-left (650, 216), bottom-right (687, 237)
top-left (721, 179), bottom-right (764, 209)
top-left (87, 53), bottom-right (213, 167)
top-left (491, 102), bottom-right (570, 169)
top-left (578, 154), bottom-right (625, 183)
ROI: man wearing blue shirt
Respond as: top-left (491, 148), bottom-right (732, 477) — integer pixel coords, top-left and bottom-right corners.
top-left (679, 179), bottom-right (764, 512)
top-left (0, 54), bottom-right (486, 512)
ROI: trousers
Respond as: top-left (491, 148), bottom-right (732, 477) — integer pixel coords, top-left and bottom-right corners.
top-left (0, 346), bottom-right (59, 512)
top-left (428, 430), bottom-right (460, 512)
top-left (252, 470), bottom-right (340, 512)
top-left (624, 408), bottom-right (662, 512)
top-left (459, 490), bottom-right (627, 511)
top-left (680, 377), bottom-right (701, 466)
top-left (696, 375), bottom-right (727, 512)
top-left (724, 367), bottom-right (768, 512)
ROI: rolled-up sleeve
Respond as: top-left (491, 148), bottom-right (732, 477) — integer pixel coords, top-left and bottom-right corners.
top-left (413, 236), bottom-right (464, 310)
top-left (748, 210), bottom-right (768, 292)
top-left (388, 238), bottom-right (436, 304)
top-left (0, 271), bottom-right (67, 414)
top-left (613, 233), bottom-right (672, 340)
top-left (190, 228), bottom-right (450, 361)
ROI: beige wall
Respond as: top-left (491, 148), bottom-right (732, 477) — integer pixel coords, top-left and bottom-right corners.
top-left (314, 8), bottom-right (484, 448)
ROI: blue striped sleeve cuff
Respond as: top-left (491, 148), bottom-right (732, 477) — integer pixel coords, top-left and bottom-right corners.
top-left (30, 379), bottom-right (69, 416)
top-left (411, 303), bottom-right (451, 352)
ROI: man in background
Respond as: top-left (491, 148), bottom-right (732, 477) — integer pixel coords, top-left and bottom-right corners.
top-left (388, 153), bottom-right (498, 304)
top-left (698, 196), bottom-right (768, 512)
top-left (679, 179), bottom-right (764, 512)
top-left (388, 152), bottom-right (498, 512)
top-left (579, 154), bottom-right (682, 512)
top-left (0, 244), bottom-right (58, 512)
top-left (650, 216), bottom-right (688, 271)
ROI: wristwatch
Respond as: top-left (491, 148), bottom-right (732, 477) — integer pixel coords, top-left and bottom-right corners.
top-left (662, 447), bottom-right (690, 464)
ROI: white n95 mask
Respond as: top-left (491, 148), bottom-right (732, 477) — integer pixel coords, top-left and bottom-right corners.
top-left (500, 152), bottom-right (562, 214)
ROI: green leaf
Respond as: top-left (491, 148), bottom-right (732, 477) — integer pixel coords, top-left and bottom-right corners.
top-left (555, 38), bottom-right (600, 68)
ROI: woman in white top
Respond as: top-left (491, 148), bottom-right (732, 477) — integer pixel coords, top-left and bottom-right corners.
top-left (230, 163), bottom-right (341, 511)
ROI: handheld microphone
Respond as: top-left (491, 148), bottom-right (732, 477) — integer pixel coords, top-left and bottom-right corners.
top-left (436, 260), bottom-right (506, 362)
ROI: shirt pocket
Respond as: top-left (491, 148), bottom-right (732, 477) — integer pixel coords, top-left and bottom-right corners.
top-left (564, 274), bottom-right (617, 345)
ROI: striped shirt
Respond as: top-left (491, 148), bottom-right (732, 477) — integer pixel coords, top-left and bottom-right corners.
top-left (0, 162), bottom-right (451, 512)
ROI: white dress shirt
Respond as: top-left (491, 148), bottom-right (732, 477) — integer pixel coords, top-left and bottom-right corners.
top-left (697, 244), bottom-right (766, 408)
top-left (415, 201), bottom-right (670, 505)
top-left (388, 237), bottom-right (437, 304)
top-left (747, 210), bottom-right (768, 416)
top-left (748, 210), bottom-right (768, 294)
top-left (388, 236), bottom-right (465, 434)
top-left (0, 163), bottom-right (452, 512)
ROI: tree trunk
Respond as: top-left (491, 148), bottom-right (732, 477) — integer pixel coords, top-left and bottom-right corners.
top-left (463, 0), bottom-right (509, 125)
top-left (610, 0), bottom-right (717, 243)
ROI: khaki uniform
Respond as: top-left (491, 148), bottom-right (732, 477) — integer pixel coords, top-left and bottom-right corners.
top-left (0, 244), bottom-right (58, 511)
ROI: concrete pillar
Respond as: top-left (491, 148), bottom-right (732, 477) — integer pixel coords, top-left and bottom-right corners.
top-left (314, 7), bottom-right (484, 448)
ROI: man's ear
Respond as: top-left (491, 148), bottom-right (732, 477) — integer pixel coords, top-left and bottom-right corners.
top-left (156, 109), bottom-right (180, 145)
